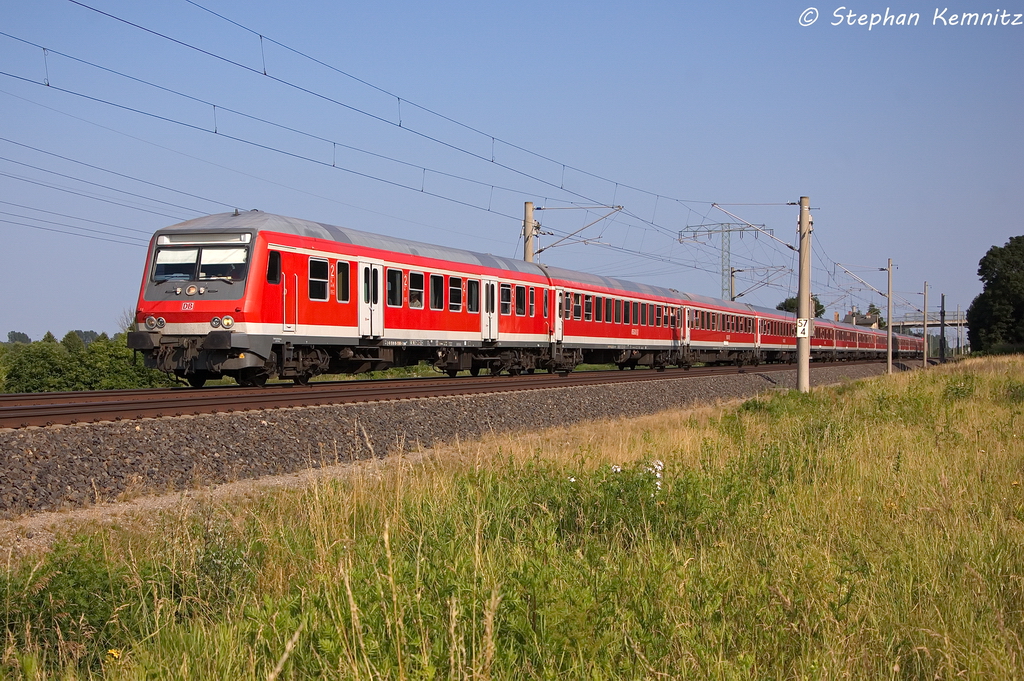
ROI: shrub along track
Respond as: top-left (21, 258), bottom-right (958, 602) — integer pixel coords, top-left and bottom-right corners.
top-left (0, 361), bottom-right (898, 518)
top-left (0, 361), bottom-right (885, 429)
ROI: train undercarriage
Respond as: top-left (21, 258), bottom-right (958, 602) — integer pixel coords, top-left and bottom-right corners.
top-left (130, 330), bottom-right (915, 388)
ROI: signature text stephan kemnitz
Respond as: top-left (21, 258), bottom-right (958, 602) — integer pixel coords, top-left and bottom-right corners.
top-left (827, 7), bottom-right (1023, 29)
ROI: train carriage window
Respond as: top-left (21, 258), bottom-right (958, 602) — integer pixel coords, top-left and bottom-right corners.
top-left (656, 306), bottom-right (663, 327)
top-left (543, 289), bottom-right (549, 318)
top-left (386, 269), bottom-right (403, 307)
top-left (336, 261), bottom-right (350, 302)
top-left (615, 299), bottom-right (622, 324)
top-left (500, 284), bottom-right (512, 315)
top-left (467, 280), bottom-right (480, 313)
top-left (595, 296), bottom-right (603, 322)
top-left (562, 293), bottom-right (570, 320)
top-left (515, 285), bottom-right (526, 316)
top-left (605, 297), bottom-right (613, 323)
top-left (640, 303), bottom-right (647, 326)
top-left (623, 300), bottom-right (630, 325)
top-left (529, 288), bottom-right (536, 316)
top-left (449, 276), bottom-right (463, 312)
top-left (430, 274), bottom-right (445, 310)
top-left (584, 295), bottom-right (593, 322)
top-left (632, 301), bottom-right (639, 325)
top-left (409, 272), bottom-right (424, 309)
top-left (573, 293), bottom-right (582, 320)
top-left (266, 250), bottom-right (281, 284)
top-left (308, 258), bottom-right (329, 301)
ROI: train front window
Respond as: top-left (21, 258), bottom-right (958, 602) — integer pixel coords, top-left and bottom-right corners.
top-left (153, 246), bottom-right (249, 283)
top-left (199, 247), bottom-right (248, 281)
top-left (153, 248), bottom-right (198, 281)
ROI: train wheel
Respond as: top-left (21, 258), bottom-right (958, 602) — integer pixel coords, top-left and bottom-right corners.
top-left (469, 367), bottom-right (480, 377)
top-left (238, 368), bottom-right (269, 387)
top-left (446, 368), bottom-right (459, 378)
top-left (293, 374), bottom-right (311, 386)
top-left (187, 376), bottom-right (207, 388)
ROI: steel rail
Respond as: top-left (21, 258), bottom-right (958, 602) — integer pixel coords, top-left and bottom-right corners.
top-left (0, 361), bottom-right (883, 430)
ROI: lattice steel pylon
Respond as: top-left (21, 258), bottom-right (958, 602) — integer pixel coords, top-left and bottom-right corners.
top-left (678, 223), bottom-right (772, 299)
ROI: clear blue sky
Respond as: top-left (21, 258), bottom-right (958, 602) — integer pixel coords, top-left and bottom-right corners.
top-left (1, 1), bottom-right (1021, 340)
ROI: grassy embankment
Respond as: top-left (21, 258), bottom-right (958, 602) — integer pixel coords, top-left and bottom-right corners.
top-left (4, 357), bottom-right (1024, 679)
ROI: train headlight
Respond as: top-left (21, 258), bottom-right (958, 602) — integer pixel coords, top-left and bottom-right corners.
top-left (221, 315), bottom-right (234, 329)
top-left (145, 316), bottom-right (157, 330)
top-left (185, 285), bottom-right (198, 296)
top-left (210, 317), bottom-right (222, 328)
top-left (156, 317), bottom-right (166, 329)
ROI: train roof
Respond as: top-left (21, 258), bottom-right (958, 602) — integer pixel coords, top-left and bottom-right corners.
top-left (156, 211), bottom-right (892, 335)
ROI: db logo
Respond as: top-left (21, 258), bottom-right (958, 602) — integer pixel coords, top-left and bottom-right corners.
top-left (181, 301), bottom-right (195, 310)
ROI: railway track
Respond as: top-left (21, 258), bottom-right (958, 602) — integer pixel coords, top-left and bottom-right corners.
top-left (0, 361), bottom-right (883, 430)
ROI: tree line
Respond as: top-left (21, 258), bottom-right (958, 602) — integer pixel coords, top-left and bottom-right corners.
top-left (0, 330), bottom-right (173, 393)
top-left (968, 235), bottom-right (1024, 353)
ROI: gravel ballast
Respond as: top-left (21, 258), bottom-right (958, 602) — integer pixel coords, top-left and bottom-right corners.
top-left (0, 363), bottom-right (895, 518)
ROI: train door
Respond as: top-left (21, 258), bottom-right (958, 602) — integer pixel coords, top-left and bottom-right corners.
top-left (482, 279), bottom-right (498, 342)
top-left (553, 288), bottom-right (565, 342)
top-left (358, 261), bottom-right (384, 338)
top-left (282, 254), bottom-right (297, 334)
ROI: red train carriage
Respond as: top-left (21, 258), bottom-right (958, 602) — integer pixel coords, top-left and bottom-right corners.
top-left (128, 211), bottom-right (923, 386)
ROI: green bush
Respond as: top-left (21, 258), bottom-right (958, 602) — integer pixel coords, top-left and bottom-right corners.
top-left (2, 333), bottom-right (174, 393)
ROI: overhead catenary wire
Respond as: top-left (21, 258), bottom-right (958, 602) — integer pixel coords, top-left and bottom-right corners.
top-left (179, 0), bottom-right (716, 210)
top-left (0, 87), bottom-right (513, 246)
top-left (0, 216), bottom-right (148, 247)
top-left (0, 200), bottom-right (152, 235)
top-left (0, 69), bottom-right (524, 223)
top-left (0, 154), bottom-right (211, 215)
top-left (0, 23), bottom-right (801, 283)
top-left (3, 5), bottom-right (807, 300)
top-left (0, 170), bottom-right (191, 221)
top-left (0, 135), bottom-right (234, 210)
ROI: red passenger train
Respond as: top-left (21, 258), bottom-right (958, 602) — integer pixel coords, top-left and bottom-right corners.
top-left (128, 211), bottom-right (924, 386)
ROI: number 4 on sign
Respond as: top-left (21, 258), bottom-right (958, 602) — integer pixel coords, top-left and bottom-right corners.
top-left (796, 318), bottom-right (810, 338)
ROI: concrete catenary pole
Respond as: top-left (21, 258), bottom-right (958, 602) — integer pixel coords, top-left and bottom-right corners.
top-left (797, 196), bottom-right (812, 393)
top-left (886, 258), bottom-right (893, 375)
top-left (523, 201), bottom-right (536, 263)
top-left (922, 281), bottom-right (928, 368)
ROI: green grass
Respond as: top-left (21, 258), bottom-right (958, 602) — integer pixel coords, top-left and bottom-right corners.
top-left (3, 357), bottom-right (1024, 679)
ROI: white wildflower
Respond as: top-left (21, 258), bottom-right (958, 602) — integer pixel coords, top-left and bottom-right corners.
top-left (611, 465), bottom-right (622, 473)
top-left (568, 476), bottom-right (576, 483)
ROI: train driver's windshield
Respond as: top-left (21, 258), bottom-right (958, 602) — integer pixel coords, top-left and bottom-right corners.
top-left (153, 246), bottom-right (249, 282)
